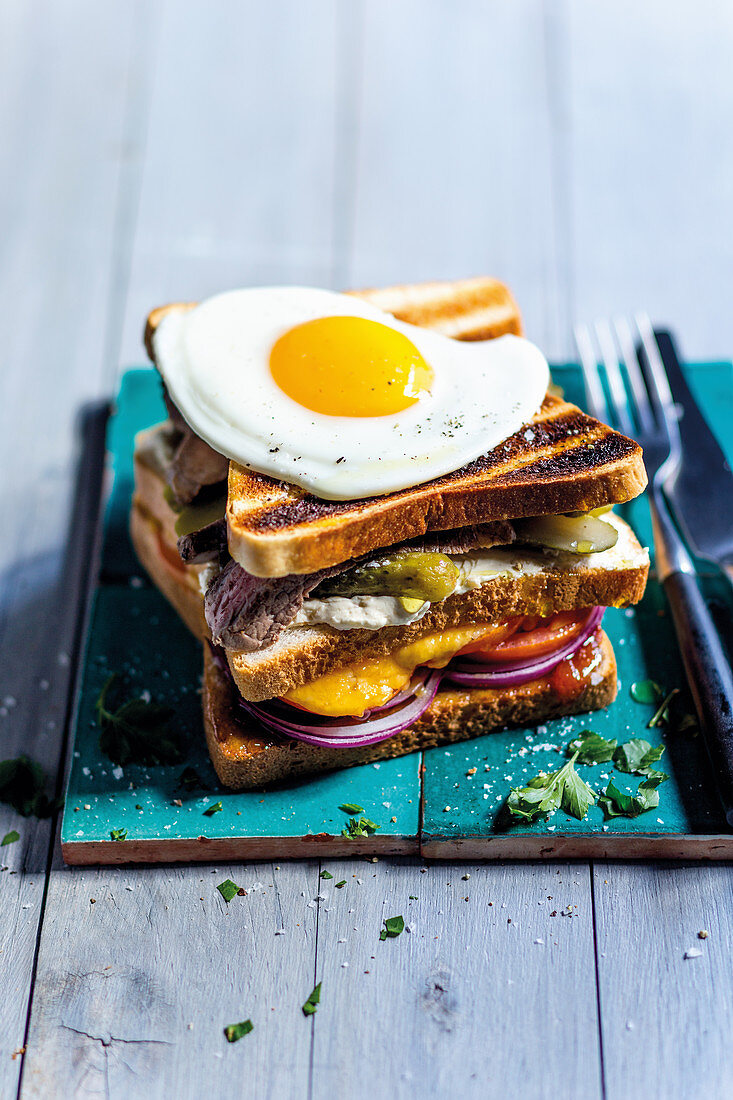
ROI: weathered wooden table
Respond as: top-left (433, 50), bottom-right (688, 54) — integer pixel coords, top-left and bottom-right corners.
top-left (3, 3), bottom-right (733, 1096)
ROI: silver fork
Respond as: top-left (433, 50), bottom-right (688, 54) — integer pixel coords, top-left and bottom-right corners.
top-left (575, 315), bottom-right (733, 827)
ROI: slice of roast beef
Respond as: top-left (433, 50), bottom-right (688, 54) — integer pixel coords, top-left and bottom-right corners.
top-left (177, 517), bottom-right (229, 564)
top-left (205, 560), bottom-right (348, 652)
top-left (162, 387), bottom-right (229, 507)
top-left (203, 520), bottom-right (515, 652)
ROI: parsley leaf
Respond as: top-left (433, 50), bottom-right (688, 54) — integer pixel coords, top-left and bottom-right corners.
top-left (0, 755), bottom-right (58, 818)
top-left (613, 739), bottom-right (667, 779)
top-left (217, 879), bottom-right (240, 902)
top-left (598, 774), bottom-right (667, 819)
top-left (506, 753), bottom-right (596, 822)
top-left (380, 915), bottom-right (405, 940)
top-left (203, 801), bottom-right (223, 817)
top-left (1, 830), bottom-right (19, 846)
top-left (630, 680), bottom-right (664, 705)
top-left (109, 828), bottom-right (127, 841)
top-left (567, 731), bottom-right (617, 764)
top-left (335, 880), bottom-right (346, 889)
top-left (302, 982), bottom-right (322, 1016)
top-left (341, 816), bottom-right (380, 838)
top-left (224, 1019), bottom-right (253, 1042)
top-left (95, 675), bottom-right (181, 767)
top-left (319, 870), bottom-right (333, 880)
top-left (339, 803), bottom-right (364, 814)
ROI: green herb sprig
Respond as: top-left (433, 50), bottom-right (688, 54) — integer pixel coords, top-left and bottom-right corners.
top-left (341, 816), bottom-right (380, 838)
top-left (0, 756), bottom-right (58, 818)
top-left (95, 674), bottom-right (181, 767)
top-left (507, 753), bottom-right (596, 823)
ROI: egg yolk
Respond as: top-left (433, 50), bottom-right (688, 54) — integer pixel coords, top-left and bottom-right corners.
top-left (269, 315), bottom-right (434, 417)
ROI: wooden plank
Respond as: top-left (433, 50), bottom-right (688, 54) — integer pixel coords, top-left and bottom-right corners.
top-left (21, 860), bottom-right (320, 1098)
top-left (347, 0), bottom-right (564, 355)
top-left (566, 0), bottom-right (733, 359)
top-left (25, 3), bottom-right (344, 1094)
top-left (310, 858), bottom-right (602, 1097)
top-left (117, 0), bottom-right (341, 366)
top-left (0, 0), bottom-right (142, 1090)
top-left (593, 862), bottom-right (733, 1095)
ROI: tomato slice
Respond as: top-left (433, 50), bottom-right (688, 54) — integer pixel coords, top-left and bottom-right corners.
top-left (461, 609), bottom-right (592, 663)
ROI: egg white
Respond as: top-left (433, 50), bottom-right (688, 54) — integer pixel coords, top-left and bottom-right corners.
top-left (153, 286), bottom-right (550, 500)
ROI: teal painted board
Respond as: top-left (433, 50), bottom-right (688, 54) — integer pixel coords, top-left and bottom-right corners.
top-left (63, 364), bottom-right (733, 862)
top-left (61, 587), bottom-right (421, 860)
top-left (61, 369), bottom-right (421, 862)
top-left (422, 363), bottom-right (733, 857)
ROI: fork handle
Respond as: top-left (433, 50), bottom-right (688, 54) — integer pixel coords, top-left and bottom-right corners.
top-left (664, 569), bottom-right (733, 826)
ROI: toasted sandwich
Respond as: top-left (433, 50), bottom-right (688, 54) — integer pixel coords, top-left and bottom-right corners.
top-left (131, 277), bottom-right (649, 789)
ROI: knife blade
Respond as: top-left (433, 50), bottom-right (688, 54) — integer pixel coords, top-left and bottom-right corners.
top-left (654, 329), bottom-right (733, 569)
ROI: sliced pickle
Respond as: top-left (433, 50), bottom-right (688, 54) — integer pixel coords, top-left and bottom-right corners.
top-left (398, 596), bottom-right (427, 614)
top-left (515, 514), bottom-right (618, 555)
top-left (174, 495), bottom-right (227, 538)
top-left (318, 551), bottom-right (460, 603)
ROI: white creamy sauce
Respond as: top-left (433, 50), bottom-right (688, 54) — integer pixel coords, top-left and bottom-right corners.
top-left (292, 514), bottom-right (648, 631)
top-left (294, 595), bottom-right (430, 631)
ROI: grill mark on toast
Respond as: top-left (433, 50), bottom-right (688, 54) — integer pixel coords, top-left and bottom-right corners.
top-left (236, 405), bottom-right (639, 534)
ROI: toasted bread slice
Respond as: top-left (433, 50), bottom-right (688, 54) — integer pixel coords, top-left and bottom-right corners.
top-left (225, 395), bottom-right (647, 577)
top-left (203, 631), bottom-right (617, 789)
top-left (143, 276), bottom-right (523, 361)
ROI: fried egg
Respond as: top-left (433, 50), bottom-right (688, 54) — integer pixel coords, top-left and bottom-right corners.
top-left (153, 286), bottom-right (549, 500)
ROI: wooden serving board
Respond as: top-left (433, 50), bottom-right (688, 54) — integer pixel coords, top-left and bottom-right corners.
top-left (61, 364), bottom-right (733, 863)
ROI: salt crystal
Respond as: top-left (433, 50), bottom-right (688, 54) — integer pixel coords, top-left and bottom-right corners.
top-left (684, 947), bottom-right (703, 959)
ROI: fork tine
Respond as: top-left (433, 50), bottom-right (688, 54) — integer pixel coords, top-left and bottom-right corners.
top-left (573, 323), bottom-right (608, 421)
top-left (613, 315), bottom-right (655, 435)
top-left (595, 318), bottom-right (634, 437)
top-left (635, 312), bottom-right (676, 413)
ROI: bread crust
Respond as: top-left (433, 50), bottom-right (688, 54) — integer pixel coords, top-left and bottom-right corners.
top-left (203, 632), bottom-right (618, 789)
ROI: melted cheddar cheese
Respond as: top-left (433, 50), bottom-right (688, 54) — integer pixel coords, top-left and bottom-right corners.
top-left (282, 624), bottom-right (495, 717)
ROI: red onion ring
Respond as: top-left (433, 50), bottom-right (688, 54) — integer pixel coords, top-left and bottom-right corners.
top-left (213, 606), bottom-right (605, 749)
top-left (238, 670), bottom-right (442, 748)
top-left (442, 606), bottom-right (604, 688)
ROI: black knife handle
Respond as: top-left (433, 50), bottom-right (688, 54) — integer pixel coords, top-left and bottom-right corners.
top-left (664, 569), bottom-right (733, 826)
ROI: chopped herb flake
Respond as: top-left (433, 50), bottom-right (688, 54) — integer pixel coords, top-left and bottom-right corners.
top-left (1, 830), bottom-right (20, 847)
top-left (339, 803), bottom-right (364, 814)
top-left (648, 688), bottom-right (680, 729)
top-left (341, 816), bottom-right (380, 838)
top-left (567, 731), bottom-right (617, 764)
top-left (217, 879), bottom-right (240, 902)
top-left (224, 1019), bottom-right (253, 1043)
top-left (95, 674), bottom-right (181, 767)
top-left (335, 880), bottom-right (347, 889)
top-left (319, 870), bottom-right (333, 880)
top-left (598, 774), bottom-right (667, 819)
top-left (203, 801), bottom-right (223, 817)
top-left (109, 828), bottom-right (127, 841)
top-left (630, 680), bottom-right (664, 705)
top-left (302, 982), bottom-right (322, 1016)
top-left (380, 915), bottom-right (405, 940)
top-left (613, 739), bottom-right (667, 779)
top-left (176, 766), bottom-right (207, 792)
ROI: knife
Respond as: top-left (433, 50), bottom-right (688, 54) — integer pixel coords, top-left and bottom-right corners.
top-left (655, 329), bottom-right (733, 579)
